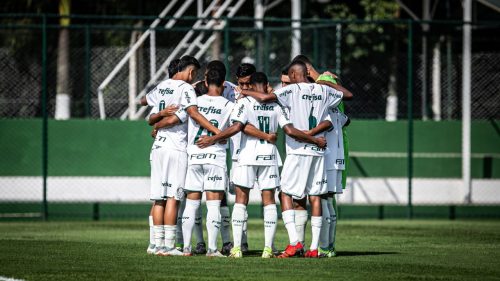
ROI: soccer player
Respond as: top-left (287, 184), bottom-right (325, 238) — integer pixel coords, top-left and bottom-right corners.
top-left (146, 58), bottom-right (181, 255)
top-left (233, 63), bottom-right (257, 253)
top-left (239, 61), bottom-right (352, 258)
top-left (278, 66), bottom-right (333, 250)
top-left (293, 55), bottom-right (351, 257)
top-left (142, 56), bottom-right (220, 256)
top-left (187, 60), bottom-right (238, 255)
top-left (180, 69), bottom-right (235, 257)
top-left (196, 71), bottom-right (327, 258)
top-left (280, 67), bottom-right (291, 87)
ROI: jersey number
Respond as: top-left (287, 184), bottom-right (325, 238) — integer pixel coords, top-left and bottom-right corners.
top-left (159, 100), bottom-right (166, 111)
top-left (258, 116), bottom-right (270, 144)
top-left (308, 107), bottom-right (317, 130)
top-left (194, 119), bottom-right (219, 144)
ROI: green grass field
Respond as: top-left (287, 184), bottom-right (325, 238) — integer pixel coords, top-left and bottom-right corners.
top-left (1, 219), bottom-right (499, 281)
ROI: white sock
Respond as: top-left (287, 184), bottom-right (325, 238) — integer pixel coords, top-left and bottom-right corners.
top-left (182, 199), bottom-right (200, 251)
top-left (176, 199), bottom-right (186, 246)
top-left (310, 216), bottom-right (322, 250)
top-left (242, 209), bottom-right (248, 244)
top-left (206, 200), bottom-right (221, 251)
top-left (319, 199), bottom-right (331, 249)
top-left (149, 215), bottom-right (155, 245)
top-left (220, 206), bottom-right (231, 244)
top-left (153, 225), bottom-right (165, 247)
top-left (231, 203), bottom-right (246, 248)
top-left (328, 197), bottom-right (337, 249)
top-left (282, 210), bottom-right (299, 245)
top-left (164, 225), bottom-right (176, 249)
top-left (194, 207), bottom-right (205, 244)
top-left (295, 209), bottom-right (308, 245)
top-left (263, 204), bottom-right (277, 248)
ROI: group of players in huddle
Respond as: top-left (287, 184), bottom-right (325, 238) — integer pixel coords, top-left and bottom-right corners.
top-left (140, 54), bottom-right (353, 258)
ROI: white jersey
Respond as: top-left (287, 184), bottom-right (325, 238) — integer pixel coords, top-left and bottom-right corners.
top-left (146, 79), bottom-right (197, 152)
top-left (325, 108), bottom-right (348, 170)
top-left (231, 96), bottom-right (291, 166)
top-left (221, 81), bottom-right (242, 161)
top-left (274, 82), bottom-right (343, 156)
top-left (187, 95), bottom-right (234, 168)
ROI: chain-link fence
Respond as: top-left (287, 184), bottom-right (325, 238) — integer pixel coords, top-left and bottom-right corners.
top-left (0, 15), bottom-right (499, 220)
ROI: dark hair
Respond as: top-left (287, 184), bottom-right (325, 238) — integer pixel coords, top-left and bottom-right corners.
top-left (250, 72), bottom-right (268, 85)
top-left (207, 60), bottom-right (226, 78)
top-left (236, 63), bottom-right (256, 78)
top-left (206, 69), bottom-right (224, 87)
top-left (194, 80), bottom-right (208, 96)
top-left (292, 54), bottom-right (312, 65)
top-left (168, 58), bottom-right (181, 77)
top-left (288, 61), bottom-right (308, 76)
top-left (281, 66), bottom-right (289, 76)
top-left (178, 55), bottom-right (201, 72)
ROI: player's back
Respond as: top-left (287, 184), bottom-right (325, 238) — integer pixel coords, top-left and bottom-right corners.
top-left (187, 95), bottom-right (234, 167)
top-left (236, 96), bottom-right (287, 166)
top-left (147, 79), bottom-right (195, 152)
top-left (276, 82), bottom-right (340, 156)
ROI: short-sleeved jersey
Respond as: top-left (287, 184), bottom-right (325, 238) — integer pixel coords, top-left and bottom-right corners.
top-left (146, 79), bottom-right (197, 151)
top-left (274, 82), bottom-right (343, 156)
top-left (325, 108), bottom-right (348, 170)
top-left (231, 96), bottom-right (291, 166)
top-left (221, 81), bottom-right (243, 161)
top-left (187, 95), bottom-right (234, 168)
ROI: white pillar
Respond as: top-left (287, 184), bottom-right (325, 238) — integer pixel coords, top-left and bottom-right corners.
top-left (462, 0), bottom-right (472, 202)
top-left (421, 0), bottom-right (430, 120)
top-left (254, 0), bottom-right (264, 30)
top-left (432, 40), bottom-right (441, 121)
top-left (150, 30), bottom-right (156, 79)
top-left (129, 31), bottom-right (138, 120)
top-left (291, 0), bottom-right (301, 59)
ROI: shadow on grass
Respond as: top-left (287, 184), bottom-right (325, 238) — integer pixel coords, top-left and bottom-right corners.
top-left (243, 250), bottom-right (266, 257)
top-left (239, 250), bottom-right (399, 257)
top-left (337, 251), bottom-right (399, 257)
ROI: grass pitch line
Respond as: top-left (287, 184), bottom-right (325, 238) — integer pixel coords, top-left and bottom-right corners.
top-left (0, 276), bottom-right (25, 281)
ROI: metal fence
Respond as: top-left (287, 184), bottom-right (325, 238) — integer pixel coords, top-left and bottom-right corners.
top-left (0, 14), bottom-right (499, 220)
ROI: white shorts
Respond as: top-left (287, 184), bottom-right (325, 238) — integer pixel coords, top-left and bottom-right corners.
top-left (327, 169), bottom-right (343, 194)
top-left (185, 164), bottom-right (227, 193)
top-left (280, 154), bottom-right (327, 199)
top-left (150, 146), bottom-right (187, 201)
top-left (232, 165), bottom-right (280, 190)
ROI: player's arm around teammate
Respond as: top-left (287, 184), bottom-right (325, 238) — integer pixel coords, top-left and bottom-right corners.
top-left (181, 69), bottom-right (235, 258)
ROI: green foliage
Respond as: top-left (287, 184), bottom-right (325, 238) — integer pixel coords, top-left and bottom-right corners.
top-left (325, 0), bottom-right (401, 60)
